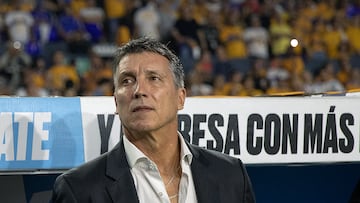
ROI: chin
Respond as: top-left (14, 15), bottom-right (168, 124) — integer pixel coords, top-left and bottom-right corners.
top-left (129, 122), bottom-right (155, 132)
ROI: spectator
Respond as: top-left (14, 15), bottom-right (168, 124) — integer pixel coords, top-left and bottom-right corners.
top-left (30, 56), bottom-right (48, 90)
top-left (240, 74), bottom-right (264, 96)
top-left (24, 32), bottom-right (42, 59)
top-left (249, 58), bottom-right (269, 92)
top-left (91, 78), bottom-right (113, 96)
top-left (306, 19), bottom-right (328, 74)
top-left (336, 55), bottom-right (352, 86)
top-left (289, 72), bottom-right (306, 93)
top-left (31, 0), bottom-right (60, 45)
top-left (171, 4), bottom-right (206, 74)
top-left (219, 8), bottom-right (247, 60)
top-left (212, 74), bottom-right (227, 96)
top-left (303, 69), bottom-right (315, 94)
top-left (243, 14), bottom-right (270, 59)
top-left (201, 10), bottom-right (221, 55)
top-left (15, 66), bottom-right (49, 97)
top-left (213, 45), bottom-right (232, 78)
top-left (193, 50), bottom-right (214, 83)
top-left (316, 0), bottom-right (337, 22)
top-left (0, 41), bottom-right (32, 93)
top-left (68, 0), bottom-right (87, 17)
top-left (269, 12), bottom-right (292, 57)
top-left (62, 79), bottom-right (78, 96)
top-left (45, 50), bottom-right (80, 95)
top-left (306, 62), bottom-right (345, 94)
top-left (323, 18), bottom-right (348, 60)
top-left (79, 0), bottom-right (105, 43)
top-left (104, 0), bottom-right (128, 42)
top-left (191, 0), bottom-right (210, 25)
top-left (319, 62), bottom-right (345, 93)
top-left (219, 8), bottom-right (249, 74)
top-left (346, 0), bottom-right (360, 18)
top-left (281, 47), bottom-right (305, 76)
top-left (4, 2), bottom-right (34, 45)
top-left (345, 68), bottom-right (360, 90)
top-left (187, 71), bottom-right (213, 96)
top-left (266, 77), bottom-right (292, 95)
top-left (222, 70), bottom-right (244, 96)
top-left (346, 15), bottom-right (360, 55)
top-left (134, 0), bottom-right (160, 40)
top-left (266, 57), bottom-right (290, 89)
top-left (80, 52), bottom-right (112, 95)
top-left (57, 6), bottom-right (87, 43)
top-left (158, 0), bottom-right (178, 42)
top-left (266, 59), bottom-right (292, 95)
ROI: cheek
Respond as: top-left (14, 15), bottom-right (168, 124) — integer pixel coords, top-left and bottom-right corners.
top-left (116, 96), bottom-right (126, 105)
top-left (163, 92), bottom-right (181, 110)
top-left (115, 92), bottom-right (128, 107)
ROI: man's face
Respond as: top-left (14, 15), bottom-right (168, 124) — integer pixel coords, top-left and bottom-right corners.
top-left (114, 52), bottom-right (186, 134)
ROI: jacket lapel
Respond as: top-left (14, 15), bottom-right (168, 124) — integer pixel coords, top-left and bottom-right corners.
top-left (105, 140), bottom-right (139, 203)
top-left (189, 145), bottom-right (221, 203)
top-left (102, 139), bottom-right (222, 203)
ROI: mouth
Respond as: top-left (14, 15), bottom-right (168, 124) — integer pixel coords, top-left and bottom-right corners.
top-left (132, 106), bottom-right (154, 112)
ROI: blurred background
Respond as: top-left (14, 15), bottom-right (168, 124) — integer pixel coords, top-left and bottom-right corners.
top-left (0, 0), bottom-right (359, 97)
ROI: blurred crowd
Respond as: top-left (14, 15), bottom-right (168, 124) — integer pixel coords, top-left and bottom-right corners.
top-left (0, 0), bottom-right (360, 97)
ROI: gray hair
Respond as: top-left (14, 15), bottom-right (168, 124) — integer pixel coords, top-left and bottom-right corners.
top-left (112, 37), bottom-right (185, 89)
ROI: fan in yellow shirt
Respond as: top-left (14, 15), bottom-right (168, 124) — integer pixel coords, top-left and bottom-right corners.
top-left (46, 50), bottom-right (80, 95)
top-left (219, 9), bottom-right (247, 60)
top-left (346, 16), bottom-right (360, 54)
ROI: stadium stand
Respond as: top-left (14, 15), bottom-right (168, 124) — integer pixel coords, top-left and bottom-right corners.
top-left (0, 0), bottom-right (359, 97)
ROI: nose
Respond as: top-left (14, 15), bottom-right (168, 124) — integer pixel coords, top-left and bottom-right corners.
top-left (133, 80), bottom-right (147, 98)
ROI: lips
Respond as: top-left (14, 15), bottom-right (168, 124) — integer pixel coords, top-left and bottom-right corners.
top-left (132, 105), bottom-right (154, 112)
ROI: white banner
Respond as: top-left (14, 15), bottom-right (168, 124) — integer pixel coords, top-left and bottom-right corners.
top-left (0, 96), bottom-right (359, 172)
top-left (80, 96), bottom-right (360, 165)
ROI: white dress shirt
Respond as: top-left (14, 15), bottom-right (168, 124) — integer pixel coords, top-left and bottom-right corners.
top-left (123, 133), bottom-right (198, 203)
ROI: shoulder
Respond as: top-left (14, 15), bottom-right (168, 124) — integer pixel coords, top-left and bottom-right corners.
top-left (56, 151), bottom-right (109, 186)
top-left (52, 143), bottom-right (131, 201)
top-left (189, 144), bottom-right (245, 170)
top-left (56, 141), bottom-right (126, 184)
top-left (188, 144), bottom-right (256, 202)
top-left (52, 152), bottom-right (109, 201)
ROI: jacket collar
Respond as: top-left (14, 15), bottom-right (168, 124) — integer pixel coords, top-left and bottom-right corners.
top-left (187, 143), bottom-right (221, 203)
top-left (105, 139), bottom-right (139, 203)
top-left (103, 138), bottom-right (221, 203)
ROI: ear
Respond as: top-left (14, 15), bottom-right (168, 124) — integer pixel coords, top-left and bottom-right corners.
top-left (177, 88), bottom-right (186, 110)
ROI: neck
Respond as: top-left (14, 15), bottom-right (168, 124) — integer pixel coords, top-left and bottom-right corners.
top-left (124, 128), bottom-right (181, 174)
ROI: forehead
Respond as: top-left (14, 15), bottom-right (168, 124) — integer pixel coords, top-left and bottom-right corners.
top-left (117, 52), bottom-right (170, 72)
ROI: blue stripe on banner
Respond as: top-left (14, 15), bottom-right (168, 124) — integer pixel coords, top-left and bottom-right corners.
top-left (0, 97), bottom-right (84, 171)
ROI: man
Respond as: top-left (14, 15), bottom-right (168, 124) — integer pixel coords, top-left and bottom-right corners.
top-left (51, 37), bottom-right (255, 203)
top-left (349, 179), bottom-right (360, 203)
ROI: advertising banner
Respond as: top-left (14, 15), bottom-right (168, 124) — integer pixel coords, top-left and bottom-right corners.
top-left (0, 97), bottom-right (84, 171)
top-left (0, 96), bottom-right (359, 172)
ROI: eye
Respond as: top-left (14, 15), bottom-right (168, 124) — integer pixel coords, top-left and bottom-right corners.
top-left (150, 76), bottom-right (161, 81)
top-left (121, 77), bottom-right (134, 85)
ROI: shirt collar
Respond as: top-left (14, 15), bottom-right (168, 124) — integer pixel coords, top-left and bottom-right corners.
top-left (123, 133), bottom-right (193, 169)
top-left (178, 132), bottom-right (193, 165)
top-left (123, 135), bottom-right (147, 168)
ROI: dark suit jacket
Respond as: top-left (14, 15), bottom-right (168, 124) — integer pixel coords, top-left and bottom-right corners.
top-left (349, 179), bottom-right (360, 203)
top-left (52, 139), bottom-right (255, 203)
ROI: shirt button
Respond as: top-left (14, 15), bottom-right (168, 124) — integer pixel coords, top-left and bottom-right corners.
top-left (158, 192), bottom-right (163, 197)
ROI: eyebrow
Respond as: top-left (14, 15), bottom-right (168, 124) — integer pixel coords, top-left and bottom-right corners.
top-left (119, 68), bottom-right (166, 78)
top-left (144, 69), bottom-right (164, 76)
top-left (118, 70), bottom-right (135, 78)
